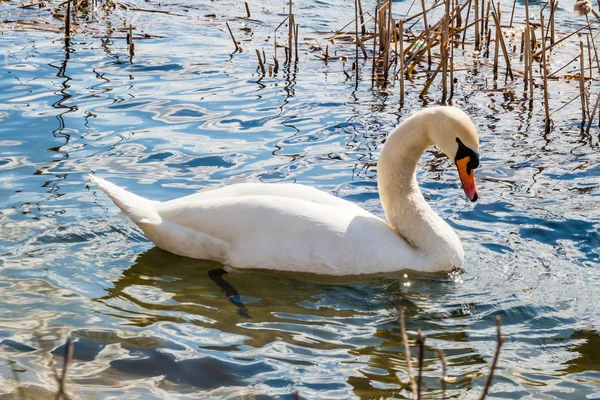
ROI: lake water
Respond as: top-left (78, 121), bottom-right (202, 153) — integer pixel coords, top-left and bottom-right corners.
top-left (0, 0), bottom-right (599, 398)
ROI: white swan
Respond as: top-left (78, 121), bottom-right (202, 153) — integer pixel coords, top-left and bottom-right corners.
top-left (90, 106), bottom-right (480, 275)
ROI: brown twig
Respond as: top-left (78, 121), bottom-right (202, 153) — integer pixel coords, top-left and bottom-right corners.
top-left (479, 316), bottom-right (505, 400)
top-left (55, 337), bottom-right (73, 400)
top-left (399, 308), bottom-right (418, 399)
top-left (436, 349), bottom-right (448, 400)
top-left (416, 329), bottom-right (426, 400)
top-left (226, 22), bottom-right (240, 52)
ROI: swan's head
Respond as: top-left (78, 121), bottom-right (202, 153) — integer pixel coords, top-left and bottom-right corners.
top-left (428, 107), bottom-right (479, 201)
top-left (427, 107), bottom-right (480, 202)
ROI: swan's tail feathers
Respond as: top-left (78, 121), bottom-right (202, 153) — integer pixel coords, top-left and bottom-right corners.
top-left (89, 175), bottom-right (161, 225)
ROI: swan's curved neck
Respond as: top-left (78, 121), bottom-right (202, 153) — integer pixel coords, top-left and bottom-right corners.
top-left (377, 112), bottom-right (463, 270)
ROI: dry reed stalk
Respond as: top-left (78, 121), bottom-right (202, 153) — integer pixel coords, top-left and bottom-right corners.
top-left (548, 54), bottom-right (580, 77)
top-left (461, 0), bottom-right (472, 48)
top-left (55, 337), bottom-right (73, 400)
top-left (474, 0), bottom-right (480, 49)
top-left (479, 316), bottom-right (505, 399)
top-left (533, 19), bottom-right (599, 58)
top-left (295, 24), bottom-right (299, 62)
top-left (509, 0), bottom-right (516, 28)
top-left (484, 28), bottom-right (492, 58)
top-left (416, 330), bottom-right (426, 400)
top-left (436, 349), bottom-right (448, 400)
top-left (399, 308), bottom-right (418, 399)
top-left (273, 56), bottom-right (279, 73)
top-left (527, 25), bottom-right (534, 97)
top-left (405, 31), bottom-right (441, 75)
top-left (288, 0), bottom-right (294, 64)
top-left (493, 3), bottom-right (500, 80)
top-left (262, 48), bottom-right (267, 64)
top-left (480, 0), bottom-right (486, 42)
top-left (226, 22), bottom-right (240, 52)
top-left (586, 92), bottom-right (600, 133)
top-left (490, 1), bottom-right (514, 81)
top-left (244, 2), bottom-right (250, 18)
top-left (579, 35), bottom-right (588, 125)
top-left (372, 2), bottom-right (378, 82)
top-left (524, 26), bottom-right (530, 93)
top-left (65, 0), bottom-right (71, 39)
top-left (550, 0), bottom-right (556, 44)
top-left (420, 0), bottom-right (432, 64)
top-left (483, 0), bottom-right (491, 40)
top-left (442, 0), bottom-right (450, 100)
top-left (541, 12), bottom-right (551, 132)
top-left (420, 59), bottom-right (443, 98)
top-left (405, 0), bottom-right (446, 24)
top-left (357, 0), bottom-right (366, 35)
top-left (384, 0), bottom-right (393, 81)
top-left (256, 49), bottom-right (266, 74)
top-left (454, 0), bottom-right (462, 27)
top-left (586, 34), bottom-right (593, 77)
top-left (520, 31), bottom-right (524, 62)
top-left (450, 0), bottom-right (456, 99)
top-left (399, 18), bottom-right (405, 103)
top-left (585, 15), bottom-right (600, 74)
top-left (355, 0), bottom-right (359, 82)
top-left (128, 25), bottom-right (135, 58)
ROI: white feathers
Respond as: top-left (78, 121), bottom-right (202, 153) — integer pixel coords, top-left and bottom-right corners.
top-left (90, 107), bottom-right (479, 275)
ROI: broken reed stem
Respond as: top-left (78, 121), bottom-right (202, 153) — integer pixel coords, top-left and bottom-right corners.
top-left (420, 0), bottom-right (432, 65)
top-left (436, 349), bottom-right (448, 400)
top-left (355, 0), bottom-right (359, 82)
top-left (579, 35), bottom-right (588, 125)
top-left (442, 0), bottom-right (450, 101)
top-left (586, 93), bottom-right (600, 133)
top-left (357, 0), bottom-right (366, 35)
top-left (462, 0), bottom-right (472, 48)
top-left (490, 0), bottom-right (513, 81)
top-left (541, 12), bottom-right (551, 132)
top-left (493, 3), bottom-right (500, 80)
top-left (550, 0), bottom-right (556, 44)
top-left (587, 34), bottom-right (593, 76)
top-left (450, 0), bottom-right (456, 98)
top-left (256, 49), bottom-right (266, 75)
top-left (288, 0), bottom-right (294, 64)
top-left (56, 337), bottom-right (73, 400)
top-left (416, 329), bottom-right (426, 400)
top-left (509, 0), bottom-right (516, 28)
top-left (65, 0), bottom-right (71, 39)
top-left (479, 316), bottom-right (505, 400)
top-left (533, 19), bottom-right (599, 59)
top-left (226, 22), bottom-right (240, 52)
top-left (128, 25), bottom-right (135, 58)
top-left (399, 308), bottom-right (418, 399)
top-left (295, 24), bottom-right (299, 62)
top-left (548, 54), bottom-right (579, 77)
top-left (585, 15), bottom-right (600, 75)
top-left (474, 0), bottom-right (480, 49)
top-left (399, 18), bottom-right (405, 103)
top-left (244, 1), bottom-right (250, 18)
top-left (372, 2), bottom-right (378, 82)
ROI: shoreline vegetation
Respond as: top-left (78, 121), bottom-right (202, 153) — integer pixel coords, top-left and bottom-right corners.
top-left (3, 0), bottom-right (599, 132)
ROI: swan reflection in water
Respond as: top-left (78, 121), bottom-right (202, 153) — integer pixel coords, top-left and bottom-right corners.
top-left (87, 247), bottom-right (498, 396)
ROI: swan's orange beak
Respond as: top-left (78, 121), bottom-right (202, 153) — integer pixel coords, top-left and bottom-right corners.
top-left (456, 157), bottom-right (478, 202)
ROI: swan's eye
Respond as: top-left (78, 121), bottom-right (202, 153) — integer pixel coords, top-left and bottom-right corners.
top-left (454, 137), bottom-right (479, 174)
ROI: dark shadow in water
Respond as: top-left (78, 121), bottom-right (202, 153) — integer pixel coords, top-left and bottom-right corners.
top-left (208, 268), bottom-right (251, 319)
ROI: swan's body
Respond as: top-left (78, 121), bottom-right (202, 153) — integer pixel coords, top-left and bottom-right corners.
top-left (90, 106), bottom-right (480, 275)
